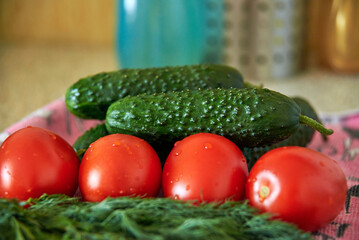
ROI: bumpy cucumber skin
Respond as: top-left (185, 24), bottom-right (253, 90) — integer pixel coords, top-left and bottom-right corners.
top-left (106, 88), bottom-right (301, 148)
top-left (73, 123), bottom-right (108, 159)
top-left (242, 97), bottom-right (319, 169)
top-left (65, 64), bottom-right (244, 120)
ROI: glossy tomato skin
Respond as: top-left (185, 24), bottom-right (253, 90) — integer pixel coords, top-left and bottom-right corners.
top-left (246, 146), bottom-right (347, 232)
top-left (0, 126), bottom-right (79, 200)
top-left (79, 134), bottom-right (162, 202)
top-left (162, 133), bottom-right (248, 202)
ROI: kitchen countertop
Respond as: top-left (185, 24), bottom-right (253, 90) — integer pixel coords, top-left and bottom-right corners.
top-left (1, 43), bottom-right (359, 132)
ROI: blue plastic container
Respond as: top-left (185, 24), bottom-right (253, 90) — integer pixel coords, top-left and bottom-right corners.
top-left (116, 0), bottom-right (224, 68)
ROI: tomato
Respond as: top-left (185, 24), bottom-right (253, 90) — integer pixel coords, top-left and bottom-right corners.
top-left (0, 126), bottom-right (79, 200)
top-left (79, 134), bottom-right (162, 202)
top-left (246, 146), bottom-right (348, 232)
top-left (162, 133), bottom-right (248, 202)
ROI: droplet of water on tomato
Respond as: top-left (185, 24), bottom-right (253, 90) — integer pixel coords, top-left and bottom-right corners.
top-left (204, 143), bottom-right (212, 150)
top-left (112, 142), bottom-right (121, 147)
top-left (174, 150), bottom-right (182, 156)
top-left (48, 133), bottom-right (57, 140)
top-left (248, 177), bottom-right (257, 183)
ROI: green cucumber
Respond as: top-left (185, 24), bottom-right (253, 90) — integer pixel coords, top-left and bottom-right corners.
top-left (73, 123), bottom-right (108, 160)
top-left (73, 123), bottom-right (172, 165)
top-left (65, 64), bottom-right (244, 120)
top-left (72, 123), bottom-right (173, 164)
top-left (106, 88), bottom-right (333, 148)
top-left (242, 97), bottom-right (321, 169)
top-left (72, 123), bottom-right (171, 164)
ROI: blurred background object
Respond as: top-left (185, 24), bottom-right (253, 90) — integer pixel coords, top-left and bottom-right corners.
top-left (308, 0), bottom-right (359, 73)
top-left (0, 0), bottom-right (115, 46)
top-left (117, 0), bottom-right (224, 68)
top-left (1, 0), bottom-right (359, 132)
top-left (0, 0), bottom-right (118, 132)
top-left (224, 0), bottom-right (307, 80)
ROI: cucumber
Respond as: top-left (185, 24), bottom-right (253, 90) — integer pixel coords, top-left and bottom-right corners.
top-left (242, 97), bottom-right (321, 169)
top-left (73, 123), bottom-right (108, 160)
top-left (65, 64), bottom-right (244, 120)
top-left (106, 88), bottom-right (333, 148)
top-left (73, 122), bottom-right (172, 165)
top-left (72, 123), bottom-right (171, 164)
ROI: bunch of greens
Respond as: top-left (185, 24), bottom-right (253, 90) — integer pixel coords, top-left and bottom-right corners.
top-left (0, 194), bottom-right (312, 240)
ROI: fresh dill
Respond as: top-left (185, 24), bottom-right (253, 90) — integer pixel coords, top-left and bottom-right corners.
top-left (0, 194), bottom-right (312, 240)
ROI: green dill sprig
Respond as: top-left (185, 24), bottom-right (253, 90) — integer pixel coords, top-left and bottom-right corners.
top-left (0, 194), bottom-right (313, 240)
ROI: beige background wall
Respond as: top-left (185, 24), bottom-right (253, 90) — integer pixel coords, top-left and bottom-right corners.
top-left (0, 0), bottom-right (115, 46)
top-left (0, 0), bottom-right (118, 131)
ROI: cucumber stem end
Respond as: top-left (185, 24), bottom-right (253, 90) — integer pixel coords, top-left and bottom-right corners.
top-left (299, 115), bottom-right (333, 136)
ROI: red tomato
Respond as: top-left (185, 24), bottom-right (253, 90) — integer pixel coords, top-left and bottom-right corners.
top-left (162, 133), bottom-right (248, 202)
top-left (79, 134), bottom-right (162, 202)
top-left (246, 146), bottom-right (348, 232)
top-left (0, 126), bottom-right (79, 200)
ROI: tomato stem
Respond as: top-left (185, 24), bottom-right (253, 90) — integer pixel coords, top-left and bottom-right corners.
top-left (299, 115), bottom-right (333, 136)
top-left (259, 185), bottom-right (270, 199)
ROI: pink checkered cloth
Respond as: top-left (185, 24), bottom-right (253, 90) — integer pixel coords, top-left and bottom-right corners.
top-left (1, 97), bottom-right (358, 240)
